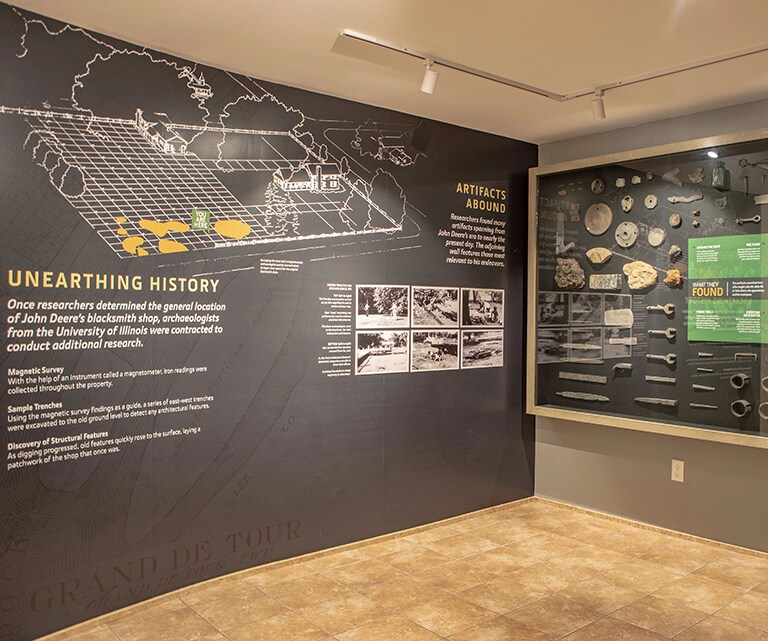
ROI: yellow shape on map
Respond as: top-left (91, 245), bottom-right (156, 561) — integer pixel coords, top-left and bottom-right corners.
top-left (158, 239), bottom-right (188, 254)
top-left (122, 237), bottom-right (145, 255)
top-left (137, 247), bottom-right (149, 257)
top-left (140, 219), bottom-right (190, 238)
top-left (214, 219), bottom-right (251, 240)
top-left (117, 228), bottom-right (127, 236)
top-left (115, 216), bottom-right (127, 223)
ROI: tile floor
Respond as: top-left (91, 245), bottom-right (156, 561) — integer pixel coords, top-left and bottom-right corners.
top-left (42, 499), bottom-right (768, 640)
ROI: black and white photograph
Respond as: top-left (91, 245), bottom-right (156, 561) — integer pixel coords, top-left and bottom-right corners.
top-left (604, 294), bottom-right (632, 313)
top-left (604, 327), bottom-right (633, 359)
top-left (357, 285), bottom-right (410, 328)
top-left (461, 288), bottom-right (504, 326)
top-left (569, 327), bottom-right (603, 362)
top-left (537, 292), bottom-right (569, 325)
top-left (356, 331), bottom-right (410, 375)
top-left (461, 330), bottom-right (504, 369)
top-left (412, 286), bottom-right (459, 327)
top-left (570, 293), bottom-right (603, 324)
top-left (536, 328), bottom-right (569, 364)
top-left (411, 331), bottom-right (459, 371)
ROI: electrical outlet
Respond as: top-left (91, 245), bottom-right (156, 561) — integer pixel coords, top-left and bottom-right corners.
top-left (671, 459), bottom-right (685, 483)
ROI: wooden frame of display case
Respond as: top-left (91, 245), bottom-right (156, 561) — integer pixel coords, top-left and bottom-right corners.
top-left (527, 127), bottom-right (768, 448)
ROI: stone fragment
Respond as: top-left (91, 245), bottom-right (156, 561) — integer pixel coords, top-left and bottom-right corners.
top-left (662, 168), bottom-right (683, 187)
top-left (554, 258), bottom-right (585, 290)
top-left (664, 269), bottom-right (683, 288)
top-left (648, 228), bottom-right (666, 247)
top-left (623, 261), bottom-right (658, 290)
top-left (689, 167), bottom-right (705, 184)
top-left (669, 244), bottom-right (683, 262)
top-left (605, 308), bottom-right (634, 326)
top-left (586, 247), bottom-right (612, 264)
top-left (589, 273), bottom-right (623, 291)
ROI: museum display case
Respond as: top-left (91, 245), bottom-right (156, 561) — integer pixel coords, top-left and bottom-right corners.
top-left (528, 129), bottom-right (768, 446)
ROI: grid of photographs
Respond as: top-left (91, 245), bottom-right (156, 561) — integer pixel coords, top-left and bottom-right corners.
top-left (536, 291), bottom-right (633, 364)
top-left (355, 285), bottom-right (504, 374)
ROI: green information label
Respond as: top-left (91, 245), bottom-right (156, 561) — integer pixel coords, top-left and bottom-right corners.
top-left (688, 233), bottom-right (767, 343)
top-left (191, 208), bottom-right (210, 230)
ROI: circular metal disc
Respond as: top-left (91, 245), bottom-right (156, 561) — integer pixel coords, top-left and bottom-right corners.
top-left (648, 227), bottom-right (666, 247)
top-left (591, 178), bottom-right (605, 194)
top-left (584, 203), bottom-right (613, 235)
top-left (615, 221), bottom-right (639, 248)
top-left (669, 213), bottom-right (682, 228)
top-left (621, 195), bottom-right (634, 213)
top-left (645, 194), bottom-right (658, 209)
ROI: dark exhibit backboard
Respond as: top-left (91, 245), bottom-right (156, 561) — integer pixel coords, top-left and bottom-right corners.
top-left (0, 5), bottom-right (535, 639)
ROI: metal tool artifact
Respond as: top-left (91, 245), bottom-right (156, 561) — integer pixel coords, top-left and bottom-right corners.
top-left (735, 215), bottom-right (761, 225)
top-left (692, 384), bottom-right (715, 391)
top-left (608, 337), bottom-right (638, 346)
top-left (739, 157), bottom-right (768, 170)
top-left (667, 193), bottom-right (703, 204)
top-left (558, 372), bottom-right (608, 384)
top-left (762, 376), bottom-right (768, 392)
top-left (698, 352), bottom-right (714, 358)
top-left (730, 373), bottom-right (750, 390)
top-left (563, 343), bottom-right (602, 350)
top-left (734, 353), bottom-right (757, 362)
top-left (759, 403), bottom-right (768, 420)
top-left (648, 328), bottom-right (677, 339)
top-left (731, 399), bottom-right (752, 417)
top-left (635, 397), bottom-right (678, 407)
top-left (645, 375), bottom-right (676, 384)
top-left (557, 391), bottom-right (610, 402)
top-left (647, 303), bottom-right (675, 316)
top-left (690, 403), bottom-right (718, 410)
top-left (697, 368), bottom-right (713, 373)
top-left (612, 363), bottom-right (633, 372)
top-left (555, 211), bottom-right (575, 254)
top-left (647, 353), bottom-right (677, 365)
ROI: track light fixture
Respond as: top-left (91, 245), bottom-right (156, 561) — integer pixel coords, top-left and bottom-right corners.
top-left (421, 59), bottom-right (439, 94)
top-left (591, 90), bottom-right (606, 121)
top-left (340, 29), bottom-right (768, 122)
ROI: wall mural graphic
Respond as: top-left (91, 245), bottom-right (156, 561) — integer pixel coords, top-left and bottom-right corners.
top-left (0, 5), bottom-right (535, 639)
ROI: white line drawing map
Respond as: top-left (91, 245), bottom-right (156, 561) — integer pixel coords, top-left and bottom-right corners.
top-left (0, 8), bottom-right (426, 263)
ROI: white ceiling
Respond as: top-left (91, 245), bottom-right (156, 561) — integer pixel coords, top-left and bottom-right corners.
top-left (8, 0), bottom-right (768, 143)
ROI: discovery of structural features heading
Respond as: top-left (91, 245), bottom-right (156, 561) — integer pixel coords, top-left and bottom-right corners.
top-left (8, 270), bottom-right (220, 293)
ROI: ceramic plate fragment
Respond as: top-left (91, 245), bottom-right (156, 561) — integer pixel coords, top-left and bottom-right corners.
top-left (615, 221), bottom-right (639, 248)
top-left (584, 203), bottom-right (613, 236)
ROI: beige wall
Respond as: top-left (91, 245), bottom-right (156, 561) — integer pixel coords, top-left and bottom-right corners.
top-left (536, 98), bottom-right (768, 552)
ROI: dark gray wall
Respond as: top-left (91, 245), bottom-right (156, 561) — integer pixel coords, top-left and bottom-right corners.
top-left (0, 6), bottom-right (535, 640)
top-left (537, 98), bottom-right (768, 552)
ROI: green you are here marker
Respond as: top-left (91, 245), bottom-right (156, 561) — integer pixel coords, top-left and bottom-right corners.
top-left (191, 208), bottom-right (211, 230)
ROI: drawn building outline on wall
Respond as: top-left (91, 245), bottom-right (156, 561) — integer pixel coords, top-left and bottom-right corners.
top-left (0, 10), bottom-right (426, 262)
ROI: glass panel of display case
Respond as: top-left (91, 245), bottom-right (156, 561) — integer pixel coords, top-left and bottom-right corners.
top-left (529, 135), bottom-right (768, 442)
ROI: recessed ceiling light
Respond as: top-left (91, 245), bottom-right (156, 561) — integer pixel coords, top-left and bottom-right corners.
top-left (707, 150), bottom-right (719, 159)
